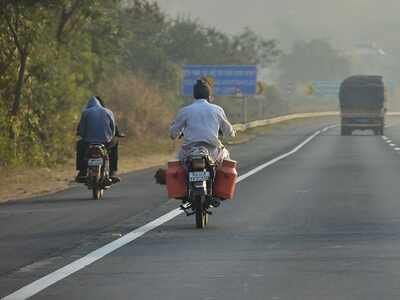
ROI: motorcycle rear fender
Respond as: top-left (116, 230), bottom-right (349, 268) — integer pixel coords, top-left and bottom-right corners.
top-left (190, 181), bottom-right (207, 196)
top-left (88, 166), bottom-right (101, 178)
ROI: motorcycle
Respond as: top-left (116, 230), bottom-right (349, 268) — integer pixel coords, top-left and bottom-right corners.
top-left (84, 134), bottom-right (124, 200)
top-left (180, 146), bottom-right (221, 229)
top-left (84, 143), bottom-right (113, 200)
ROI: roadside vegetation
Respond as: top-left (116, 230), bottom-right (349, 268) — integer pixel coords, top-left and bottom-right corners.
top-left (0, 0), bottom-right (283, 168)
top-left (0, 1), bottom-right (352, 200)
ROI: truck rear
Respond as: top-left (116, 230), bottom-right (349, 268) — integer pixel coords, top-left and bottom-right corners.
top-left (339, 75), bottom-right (386, 136)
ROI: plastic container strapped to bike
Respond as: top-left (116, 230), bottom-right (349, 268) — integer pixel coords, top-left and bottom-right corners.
top-left (166, 160), bottom-right (188, 199)
top-left (213, 159), bottom-right (238, 200)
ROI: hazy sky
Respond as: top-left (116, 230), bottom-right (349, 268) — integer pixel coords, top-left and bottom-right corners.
top-left (156, 0), bottom-right (400, 50)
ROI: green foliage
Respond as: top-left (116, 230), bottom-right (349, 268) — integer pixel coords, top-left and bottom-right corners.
top-left (163, 19), bottom-right (280, 67)
top-left (0, 0), bottom-right (282, 168)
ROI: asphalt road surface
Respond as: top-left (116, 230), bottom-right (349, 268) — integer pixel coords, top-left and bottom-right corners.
top-left (4, 116), bottom-right (400, 299)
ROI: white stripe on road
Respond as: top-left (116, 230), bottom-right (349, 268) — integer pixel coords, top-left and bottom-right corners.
top-left (395, 148), bottom-right (400, 151)
top-left (2, 125), bottom-right (335, 300)
top-left (237, 125), bottom-right (336, 182)
top-left (390, 144), bottom-right (396, 147)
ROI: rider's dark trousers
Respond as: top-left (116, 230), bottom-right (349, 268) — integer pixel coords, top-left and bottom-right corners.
top-left (76, 139), bottom-right (118, 173)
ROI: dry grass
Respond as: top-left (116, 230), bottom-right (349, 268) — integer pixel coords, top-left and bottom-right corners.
top-left (0, 139), bottom-right (179, 203)
top-left (0, 117), bottom-right (314, 203)
top-left (0, 164), bottom-right (76, 202)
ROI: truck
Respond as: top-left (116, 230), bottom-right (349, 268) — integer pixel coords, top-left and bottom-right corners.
top-left (339, 75), bottom-right (386, 136)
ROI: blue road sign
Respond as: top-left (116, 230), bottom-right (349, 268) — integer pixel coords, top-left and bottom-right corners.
top-left (183, 65), bottom-right (257, 96)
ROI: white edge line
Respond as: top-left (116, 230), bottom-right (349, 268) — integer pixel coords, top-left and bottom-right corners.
top-left (2, 209), bottom-right (182, 300)
top-left (2, 124), bottom-right (334, 300)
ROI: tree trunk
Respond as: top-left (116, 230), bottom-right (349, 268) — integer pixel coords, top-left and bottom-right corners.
top-left (11, 49), bottom-right (27, 117)
top-left (9, 49), bottom-right (27, 141)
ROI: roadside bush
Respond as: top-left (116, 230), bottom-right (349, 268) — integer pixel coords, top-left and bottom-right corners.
top-left (97, 73), bottom-right (175, 140)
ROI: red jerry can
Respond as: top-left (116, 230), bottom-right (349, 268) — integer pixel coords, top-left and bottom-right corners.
top-left (213, 160), bottom-right (238, 200)
top-left (166, 161), bottom-right (187, 199)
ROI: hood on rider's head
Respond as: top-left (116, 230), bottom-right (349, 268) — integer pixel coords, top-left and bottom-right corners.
top-left (95, 96), bottom-right (105, 107)
top-left (193, 79), bottom-right (210, 100)
top-left (86, 96), bottom-right (102, 109)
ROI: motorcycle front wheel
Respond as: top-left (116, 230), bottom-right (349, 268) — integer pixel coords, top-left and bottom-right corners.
top-left (195, 195), bottom-right (208, 229)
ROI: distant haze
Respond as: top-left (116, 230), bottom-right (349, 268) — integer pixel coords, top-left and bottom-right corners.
top-left (156, 0), bottom-right (400, 51)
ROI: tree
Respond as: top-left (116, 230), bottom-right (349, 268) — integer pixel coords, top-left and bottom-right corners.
top-left (231, 28), bottom-right (281, 67)
top-left (164, 21), bottom-right (281, 67)
top-left (279, 39), bottom-right (351, 84)
top-left (0, 1), bottom-right (49, 118)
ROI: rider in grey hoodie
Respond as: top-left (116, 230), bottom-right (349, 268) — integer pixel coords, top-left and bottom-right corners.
top-left (79, 96), bottom-right (115, 143)
top-left (76, 96), bottom-right (119, 181)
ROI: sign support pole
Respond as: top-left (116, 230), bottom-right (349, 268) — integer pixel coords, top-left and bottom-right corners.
top-left (242, 96), bottom-right (248, 124)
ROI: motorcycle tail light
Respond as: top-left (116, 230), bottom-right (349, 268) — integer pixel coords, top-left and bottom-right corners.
top-left (191, 158), bottom-right (206, 170)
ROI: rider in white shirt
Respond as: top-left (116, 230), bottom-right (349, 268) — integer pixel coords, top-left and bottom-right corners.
top-left (170, 79), bottom-right (236, 163)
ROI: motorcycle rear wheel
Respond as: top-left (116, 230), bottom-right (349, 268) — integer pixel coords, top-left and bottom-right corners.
top-left (92, 177), bottom-right (104, 200)
top-left (93, 187), bottom-right (104, 200)
top-left (195, 195), bottom-right (208, 229)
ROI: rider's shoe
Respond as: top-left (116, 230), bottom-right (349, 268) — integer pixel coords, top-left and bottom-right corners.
top-left (208, 197), bottom-right (221, 208)
top-left (75, 171), bottom-right (87, 183)
top-left (110, 171), bottom-right (121, 183)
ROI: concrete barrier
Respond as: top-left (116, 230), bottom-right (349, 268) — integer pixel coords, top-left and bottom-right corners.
top-left (233, 111), bottom-right (400, 132)
top-left (233, 112), bottom-right (339, 132)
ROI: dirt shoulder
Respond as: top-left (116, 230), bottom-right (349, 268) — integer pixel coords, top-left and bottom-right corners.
top-left (0, 120), bottom-right (294, 203)
top-left (0, 152), bottom-right (178, 203)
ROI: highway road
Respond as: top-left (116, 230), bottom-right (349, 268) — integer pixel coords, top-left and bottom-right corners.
top-left (3, 116), bottom-right (400, 299)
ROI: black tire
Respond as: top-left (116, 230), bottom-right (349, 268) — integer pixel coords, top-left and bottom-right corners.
top-left (92, 177), bottom-right (103, 200)
top-left (92, 186), bottom-right (103, 200)
top-left (195, 195), bottom-right (208, 229)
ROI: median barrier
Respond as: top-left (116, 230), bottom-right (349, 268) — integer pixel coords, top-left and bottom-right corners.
top-left (233, 111), bottom-right (400, 132)
top-left (233, 112), bottom-right (339, 132)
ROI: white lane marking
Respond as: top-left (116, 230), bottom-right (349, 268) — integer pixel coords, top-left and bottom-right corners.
top-left (390, 144), bottom-right (396, 147)
top-left (2, 125), bottom-right (335, 300)
top-left (386, 140), bottom-right (392, 143)
top-left (237, 125), bottom-right (336, 182)
top-left (2, 210), bottom-right (182, 300)
top-left (395, 148), bottom-right (400, 151)
top-left (382, 136), bottom-right (388, 140)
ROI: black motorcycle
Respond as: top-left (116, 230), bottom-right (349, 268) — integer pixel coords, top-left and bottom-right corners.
top-left (84, 143), bottom-right (113, 200)
top-left (84, 134), bottom-right (124, 200)
top-left (180, 146), bottom-right (221, 229)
